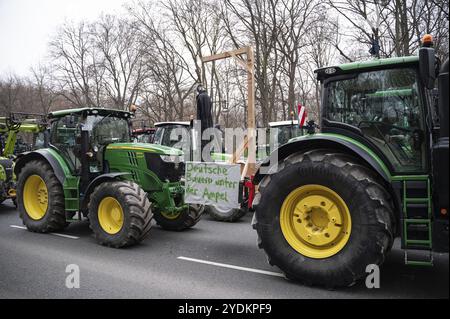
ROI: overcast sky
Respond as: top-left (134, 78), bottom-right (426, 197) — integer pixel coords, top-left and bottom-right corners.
top-left (0, 0), bottom-right (131, 77)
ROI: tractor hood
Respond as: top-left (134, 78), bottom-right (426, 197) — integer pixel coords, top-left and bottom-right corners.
top-left (105, 142), bottom-right (185, 183)
top-left (106, 143), bottom-right (184, 156)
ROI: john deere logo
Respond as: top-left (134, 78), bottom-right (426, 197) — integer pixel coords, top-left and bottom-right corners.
top-left (325, 68), bottom-right (337, 75)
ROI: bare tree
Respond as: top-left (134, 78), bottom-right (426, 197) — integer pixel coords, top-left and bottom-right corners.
top-left (301, 11), bottom-right (338, 120)
top-left (327, 0), bottom-right (449, 59)
top-left (94, 15), bottom-right (148, 110)
top-left (276, 0), bottom-right (319, 118)
top-left (29, 64), bottom-right (57, 115)
top-left (7, 0), bottom-right (447, 128)
top-left (49, 21), bottom-right (103, 107)
top-left (326, 0), bottom-right (388, 59)
top-left (129, 1), bottom-right (197, 122)
top-left (163, 0), bottom-right (233, 123)
top-left (222, 0), bottom-right (281, 126)
top-left (0, 74), bottom-right (23, 115)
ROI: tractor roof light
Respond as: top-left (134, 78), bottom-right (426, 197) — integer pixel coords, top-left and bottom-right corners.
top-left (422, 34), bottom-right (434, 48)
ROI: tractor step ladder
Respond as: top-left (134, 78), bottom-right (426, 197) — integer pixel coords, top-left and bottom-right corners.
top-left (63, 177), bottom-right (80, 214)
top-left (401, 176), bottom-right (433, 266)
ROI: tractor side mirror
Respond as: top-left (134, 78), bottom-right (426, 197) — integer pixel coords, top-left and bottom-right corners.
top-left (419, 34), bottom-right (437, 90)
top-left (419, 46), bottom-right (436, 90)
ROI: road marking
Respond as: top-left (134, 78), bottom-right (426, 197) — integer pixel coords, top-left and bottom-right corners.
top-left (9, 225), bottom-right (79, 240)
top-left (10, 225), bottom-right (27, 230)
top-left (177, 256), bottom-right (284, 278)
top-left (49, 233), bottom-right (80, 240)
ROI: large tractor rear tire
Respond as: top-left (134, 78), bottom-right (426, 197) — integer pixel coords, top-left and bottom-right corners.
top-left (17, 160), bottom-right (68, 232)
top-left (154, 204), bottom-right (203, 231)
top-left (206, 205), bottom-right (247, 222)
top-left (253, 150), bottom-right (394, 288)
top-left (88, 181), bottom-right (153, 248)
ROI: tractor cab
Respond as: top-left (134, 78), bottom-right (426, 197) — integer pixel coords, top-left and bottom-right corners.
top-left (47, 108), bottom-right (133, 175)
top-left (315, 57), bottom-right (427, 174)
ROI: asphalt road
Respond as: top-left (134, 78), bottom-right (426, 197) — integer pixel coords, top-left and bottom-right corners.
top-left (0, 200), bottom-right (448, 299)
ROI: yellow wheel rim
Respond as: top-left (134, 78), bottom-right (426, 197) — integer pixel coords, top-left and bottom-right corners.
top-left (23, 175), bottom-right (48, 220)
top-left (160, 210), bottom-right (181, 220)
top-left (280, 185), bottom-right (352, 259)
top-left (98, 197), bottom-right (124, 235)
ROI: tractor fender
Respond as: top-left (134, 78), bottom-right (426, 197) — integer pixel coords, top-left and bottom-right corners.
top-left (14, 149), bottom-right (70, 185)
top-left (81, 173), bottom-right (131, 212)
top-left (254, 134), bottom-right (391, 184)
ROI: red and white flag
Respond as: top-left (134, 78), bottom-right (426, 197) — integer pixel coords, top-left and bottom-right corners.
top-left (297, 103), bottom-right (307, 127)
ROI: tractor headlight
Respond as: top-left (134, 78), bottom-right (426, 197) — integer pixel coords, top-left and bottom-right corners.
top-left (160, 154), bottom-right (184, 164)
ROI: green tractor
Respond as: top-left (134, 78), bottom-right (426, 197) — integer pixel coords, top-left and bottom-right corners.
top-left (252, 37), bottom-right (448, 287)
top-left (0, 115), bottom-right (46, 205)
top-left (14, 108), bottom-right (202, 248)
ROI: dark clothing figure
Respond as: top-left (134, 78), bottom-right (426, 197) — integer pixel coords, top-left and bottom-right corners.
top-left (196, 88), bottom-right (214, 161)
top-left (196, 90), bottom-right (214, 132)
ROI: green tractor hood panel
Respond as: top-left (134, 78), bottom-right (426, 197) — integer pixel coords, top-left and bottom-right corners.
top-left (106, 143), bottom-right (184, 156)
top-left (105, 143), bottom-right (186, 187)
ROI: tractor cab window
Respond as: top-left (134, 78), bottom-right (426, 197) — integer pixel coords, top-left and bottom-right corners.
top-left (275, 125), bottom-right (303, 146)
top-left (325, 68), bottom-right (426, 173)
top-left (85, 115), bottom-right (131, 148)
top-left (84, 115), bottom-right (131, 173)
top-left (153, 127), bottom-right (164, 145)
top-left (135, 133), bottom-right (153, 144)
top-left (155, 126), bottom-right (190, 149)
top-left (33, 132), bottom-right (45, 150)
top-left (50, 114), bottom-right (131, 174)
top-left (50, 115), bottom-right (82, 172)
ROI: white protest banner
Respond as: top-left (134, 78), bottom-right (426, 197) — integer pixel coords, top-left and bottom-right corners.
top-left (185, 162), bottom-right (241, 209)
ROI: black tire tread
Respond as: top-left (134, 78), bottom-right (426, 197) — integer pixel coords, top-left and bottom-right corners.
top-left (254, 149), bottom-right (395, 288)
top-left (154, 204), bottom-right (203, 231)
top-left (17, 160), bottom-right (67, 232)
top-left (88, 180), bottom-right (153, 248)
top-left (206, 206), bottom-right (247, 222)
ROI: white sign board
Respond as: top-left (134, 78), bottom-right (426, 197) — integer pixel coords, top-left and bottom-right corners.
top-left (185, 162), bottom-right (241, 210)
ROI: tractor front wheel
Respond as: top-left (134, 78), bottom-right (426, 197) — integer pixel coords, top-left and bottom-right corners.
top-left (17, 160), bottom-right (67, 232)
top-left (253, 150), bottom-right (394, 288)
top-left (206, 205), bottom-right (247, 222)
top-left (154, 204), bottom-right (203, 231)
top-left (88, 181), bottom-right (153, 248)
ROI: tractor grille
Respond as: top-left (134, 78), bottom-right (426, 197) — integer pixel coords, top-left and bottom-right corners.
top-left (130, 170), bottom-right (140, 183)
top-left (144, 153), bottom-right (185, 182)
top-left (127, 152), bottom-right (139, 166)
